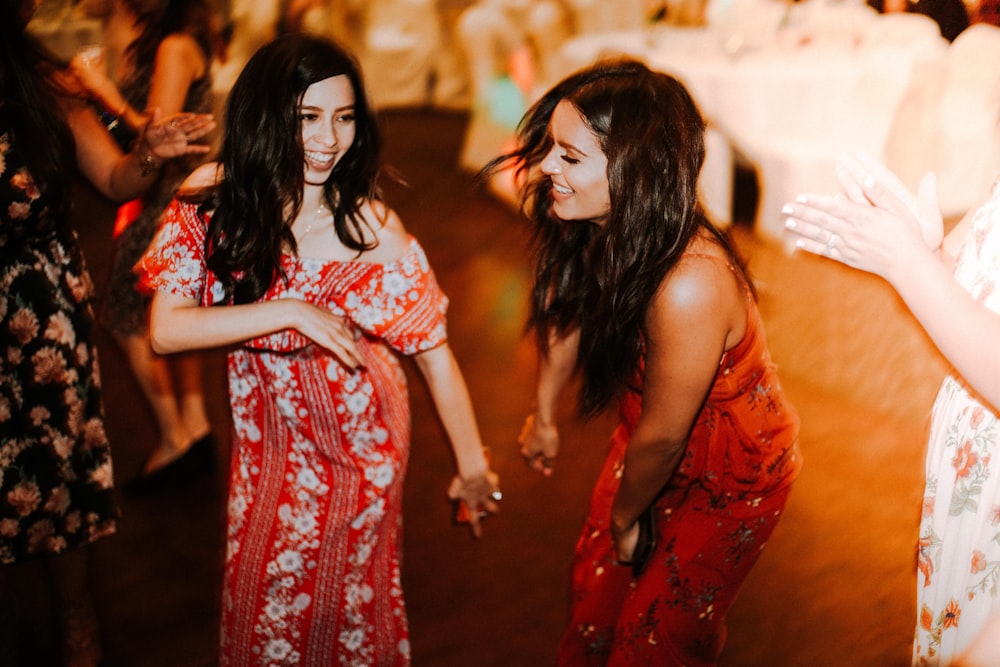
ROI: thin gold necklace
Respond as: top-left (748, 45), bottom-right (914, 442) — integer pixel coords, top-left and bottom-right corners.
top-left (301, 205), bottom-right (331, 237)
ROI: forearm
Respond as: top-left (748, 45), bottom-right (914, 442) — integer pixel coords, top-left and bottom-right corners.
top-left (533, 328), bottom-right (579, 425)
top-left (888, 245), bottom-right (1000, 410)
top-left (149, 294), bottom-right (299, 354)
top-left (106, 144), bottom-right (164, 200)
top-left (414, 344), bottom-right (489, 479)
top-left (611, 433), bottom-right (686, 534)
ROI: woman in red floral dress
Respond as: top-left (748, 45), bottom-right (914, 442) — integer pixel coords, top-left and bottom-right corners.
top-left (492, 59), bottom-right (802, 665)
top-left (137, 35), bottom-right (500, 666)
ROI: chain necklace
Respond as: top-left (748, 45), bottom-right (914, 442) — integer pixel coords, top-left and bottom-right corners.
top-left (300, 204), bottom-right (331, 237)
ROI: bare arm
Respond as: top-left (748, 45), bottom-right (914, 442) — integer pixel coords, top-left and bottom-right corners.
top-left (784, 158), bottom-right (1000, 410)
top-left (67, 99), bottom-right (214, 202)
top-left (148, 290), bottom-right (364, 368)
top-left (413, 343), bottom-right (499, 537)
top-left (610, 256), bottom-right (744, 560)
top-left (518, 327), bottom-right (579, 476)
top-left (71, 33), bottom-right (205, 132)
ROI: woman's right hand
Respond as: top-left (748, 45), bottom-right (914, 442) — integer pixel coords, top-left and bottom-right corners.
top-left (292, 301), bottom-right (365, 369)
top-left (518, 413), bottom-right (559, 476)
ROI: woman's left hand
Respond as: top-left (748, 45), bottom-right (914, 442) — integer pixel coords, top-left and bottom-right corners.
top-left (611, 519), bottom-right (639, 564)
top-left (141, 108), bottom-right (216, 160)
top-left (447, 468), bottom-right (502, 539)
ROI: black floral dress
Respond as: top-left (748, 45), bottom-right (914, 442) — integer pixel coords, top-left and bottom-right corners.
top-left (0, 105), bottom-right (118, 565)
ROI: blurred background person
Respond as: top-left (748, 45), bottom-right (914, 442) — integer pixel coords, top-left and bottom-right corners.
top-left (71, 0), bottom-right (220, 495)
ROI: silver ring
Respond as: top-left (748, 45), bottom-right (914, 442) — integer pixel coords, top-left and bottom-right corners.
top-left (825, 233), bottom-right (838, 250)
top-left (489, 490), bottom-right (503, 502)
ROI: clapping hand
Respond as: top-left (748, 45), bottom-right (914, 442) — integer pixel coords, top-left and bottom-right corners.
top-left (141, 108), bottom-right (216, 161)
top-left (783, 153), bottom-right (942, 279)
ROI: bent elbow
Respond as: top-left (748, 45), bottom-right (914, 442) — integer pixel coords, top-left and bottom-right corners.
top-left (148, 331), bottom-right (173, 355)
top-left (148, 323), bottom-right (183, 355)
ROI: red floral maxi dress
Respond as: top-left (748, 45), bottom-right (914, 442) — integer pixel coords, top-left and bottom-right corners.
top-left (558, 254), bottom-right (802, 667)
top-left (138, 200), bottom-right (450, 666)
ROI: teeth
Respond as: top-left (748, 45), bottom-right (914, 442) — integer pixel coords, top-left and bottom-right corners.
top-left (553, 183), bottom-right (572, 195)
top-left (305, 150), bottom-right (334, 165)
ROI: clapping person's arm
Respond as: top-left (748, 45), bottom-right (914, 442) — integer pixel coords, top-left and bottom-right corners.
top-left (784, 154), bottom-right (1000, 409)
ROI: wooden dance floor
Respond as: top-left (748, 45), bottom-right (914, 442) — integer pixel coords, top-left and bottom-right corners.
top-left (47, 109), bottom-right (943, 666)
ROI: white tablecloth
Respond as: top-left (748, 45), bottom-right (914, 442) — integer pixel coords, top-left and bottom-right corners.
top-left (558, 10), bottom-right (948, 240)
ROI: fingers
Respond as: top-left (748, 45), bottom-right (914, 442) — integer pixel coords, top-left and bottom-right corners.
top-left (835, 154), bottom-right (867, 204)
top-left (449, 473), bottom-right (502, 539)
top-left (517, 413), bottom-right (558, 476)
top-left (521, 450), bottom-right (555, 476)
top-left (782, 197), bottom-right (854, 260)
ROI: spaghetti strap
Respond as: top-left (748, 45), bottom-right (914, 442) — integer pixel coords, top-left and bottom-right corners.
top-left (682, 251), bottom-right (752, 298)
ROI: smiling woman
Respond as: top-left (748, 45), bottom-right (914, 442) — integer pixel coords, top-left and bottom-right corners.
top-left (540, 101), bottom-right (610, 224)
top-left (485, 58), bottom-right (802, 666)
top-left (133, 33), bottom-right (501, 665)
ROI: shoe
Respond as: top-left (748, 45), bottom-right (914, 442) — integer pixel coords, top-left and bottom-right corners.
top-left (122, 433), bottom-right (217, 497)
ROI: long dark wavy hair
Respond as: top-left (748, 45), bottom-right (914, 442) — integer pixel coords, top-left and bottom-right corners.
top-left (1, 0), bottom-right (77, 222)
top-left (126, 0), bottom-right (218, 74)
top-left (487, 58), bottom-right (749, 417)
top-left (202, 33), bottom-right (383, 304)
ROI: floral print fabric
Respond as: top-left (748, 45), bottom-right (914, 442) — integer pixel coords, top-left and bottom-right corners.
top-left (138, 199), bottom-right (449, 666)
top-left (0, 112), bottom-right (118, 565)
top-left (914, 180), bottom-right (1000, 665)
top-left (557, 255), bottom-right (801, 666)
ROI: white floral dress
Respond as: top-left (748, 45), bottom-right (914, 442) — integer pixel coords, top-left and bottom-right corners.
top-left (914, 180), bottom-right (1000, 664)
top-left (139, 199), bottom-right (449, 666)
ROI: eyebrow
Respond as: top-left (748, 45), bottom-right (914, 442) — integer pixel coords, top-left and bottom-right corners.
top-left (558, 139), bottom-right (588, 157)
top-left (299, 103), bottom-right (356, 113)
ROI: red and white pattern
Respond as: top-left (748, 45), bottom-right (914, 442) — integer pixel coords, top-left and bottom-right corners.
top-left (139, 200), bottom-right (448, 666)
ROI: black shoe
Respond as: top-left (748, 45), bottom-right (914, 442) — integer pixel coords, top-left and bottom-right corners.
top-left (122, 433), bottom-right (217, 497)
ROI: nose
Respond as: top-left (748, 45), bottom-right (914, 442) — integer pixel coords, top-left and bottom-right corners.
top-left (540, 147), bottom-right (560, 176)
top-left (314, 118), bottom-right (339, 149)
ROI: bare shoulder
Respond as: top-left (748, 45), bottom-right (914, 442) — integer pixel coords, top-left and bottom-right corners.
top-left (656, 253), bottom-right (735, 317)
top-left (177, 162), bottom-right (222, 196)
top-left (359, 199), bottom-right (411, 259)
top-left (157, 32), bottom-right (203, 61)
top-left (647, 245), bottom-right (746, 347)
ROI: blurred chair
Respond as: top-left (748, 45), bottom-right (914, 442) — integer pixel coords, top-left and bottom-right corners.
top-left (741, 38), bottom-right (947, 243)
top-left (930, 22), bottom-right (1000, 217)
top-left (861, 10), bottom-right (943, 46)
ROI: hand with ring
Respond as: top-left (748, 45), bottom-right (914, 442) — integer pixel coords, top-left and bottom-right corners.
top-left (782, 154), bottom-right (940, 281)
top-left (518, 412), bottom-right (559, 477)
top-left (447, 466), bottom-right (501, 539)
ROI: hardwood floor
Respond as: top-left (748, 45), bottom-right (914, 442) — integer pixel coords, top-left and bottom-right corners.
top-left (39, 108), bottom-right (942, 666)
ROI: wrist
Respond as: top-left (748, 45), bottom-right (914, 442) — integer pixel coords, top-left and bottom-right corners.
top-left (457, 445), bottom-right (490, 480)
top-left (137, 148), bottom-right (162, 177)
